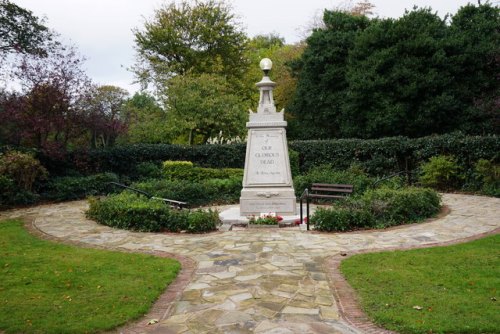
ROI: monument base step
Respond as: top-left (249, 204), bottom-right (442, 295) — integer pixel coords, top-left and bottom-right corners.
top-left (218, 203), bottom-right (316, 231)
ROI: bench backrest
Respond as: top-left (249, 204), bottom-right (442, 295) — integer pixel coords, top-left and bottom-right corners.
top-left (311, 183), bottom-right (354, 194)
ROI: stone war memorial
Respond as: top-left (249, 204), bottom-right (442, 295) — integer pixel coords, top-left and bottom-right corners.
top-left (240, 58), bottom-right (297, 217)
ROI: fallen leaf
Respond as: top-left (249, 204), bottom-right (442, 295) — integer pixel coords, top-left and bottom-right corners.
top-left (413, 305), bottom-right (423, 310)
top-left (148, 319), bottom-right (159, 325)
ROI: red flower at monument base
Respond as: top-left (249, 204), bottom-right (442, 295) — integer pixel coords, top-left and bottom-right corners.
top-left (294, 217), bottom-right (308, 225)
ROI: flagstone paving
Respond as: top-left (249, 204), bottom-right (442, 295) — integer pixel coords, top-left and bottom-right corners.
top-left (1, 193), bottom-right (499, 334)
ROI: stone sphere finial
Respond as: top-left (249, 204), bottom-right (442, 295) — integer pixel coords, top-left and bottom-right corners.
top-left (259, 58), bottom-right (273, 75)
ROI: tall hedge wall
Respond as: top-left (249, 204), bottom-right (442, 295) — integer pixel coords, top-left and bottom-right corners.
top-left (291, 134), bottom-right (500, 176)
top-left (32, 133), bottom-right (499, 177)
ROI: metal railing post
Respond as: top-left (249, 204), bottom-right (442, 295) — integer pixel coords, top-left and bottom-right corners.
top-left (306, 195), bottom-right (310, 231)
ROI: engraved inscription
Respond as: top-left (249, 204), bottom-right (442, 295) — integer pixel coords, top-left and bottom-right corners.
top-left (241, 200), bottom-right (295, 213)
top-left (246, 130), bottom-right (288, 185)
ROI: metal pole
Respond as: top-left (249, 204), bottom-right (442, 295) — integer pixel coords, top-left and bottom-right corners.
top-left (306, 196), bottom-right (310, 231)
top-left (300, 197), bottom-right (303, 228)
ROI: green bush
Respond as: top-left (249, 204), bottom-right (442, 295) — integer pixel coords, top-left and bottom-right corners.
top-left (186, 209), bottom-right (219, 233)
top-left (289, 149), bottom-right (300, 177)
top-left (43, 173), bottom-right (119, 201)
top-left (362, 187), bottom-right (441, 226)
top-left (312, 206), bottom-right (375, 232)
top-left (132, 176), bottom-right (242, 207)
top-left (0, 175), bottom-right (39, 207)
top-left (312, 186), bottom-right (441, 232)
top-left (31, 133), bottom-right (498, 182)
top-left (163, 160), bottom-right (243, 182)
top-left (419, 155), bottom-right (462, 190)
top-left (163, 161), bottom-right (195, 180)
top-left (474, 159), bottom-right (500, 197)
top-left (294, 164), bottom-right (373, 196)
top-left (203, 177), bottom-right (242, 204)
top-left (0, 151), bottom-right (48, 191)
top-left (134, 161), bottom-right (163, 179)
top-left (86, 192), bottom-right (219, 233)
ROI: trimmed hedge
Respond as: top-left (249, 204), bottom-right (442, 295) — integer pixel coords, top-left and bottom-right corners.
top-left (132, 176), bottom-right (242, 207)
top-left (86, 192), bottom-right (219, 233)
top-left (34, 133), bottom-right (498, 179)
top-left (312, 187), bottom-right (441, 232)
top-left (294, 164), bottom-right (374, 196)
top-left (163, 160), bottom-right (243, 182)
top-left (291, 134), bottom-right (499, 176)
top-left (40, 143), bottom-right (247, 176)
top-left (42, 172), bottom-right (119, 201)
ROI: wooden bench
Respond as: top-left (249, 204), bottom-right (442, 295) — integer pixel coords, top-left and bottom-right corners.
top-left (308, 183), bottom-right (354, 200)
top-left (299, 183), bottom-right (354, 231)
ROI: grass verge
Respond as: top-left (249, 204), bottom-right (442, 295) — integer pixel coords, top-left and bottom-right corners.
top-left (341, 234), bottom-right (500, 334)
top-left (0, 219), bottom-right (180, 333)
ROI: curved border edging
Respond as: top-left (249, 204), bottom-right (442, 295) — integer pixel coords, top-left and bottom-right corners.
top-left (325, 227), bottom-right (500, 334)
top-left (24, 220), bottom-right (197, 334)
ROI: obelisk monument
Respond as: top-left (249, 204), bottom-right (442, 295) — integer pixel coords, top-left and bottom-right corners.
top-left (240, 58), bottom-right (297, 216)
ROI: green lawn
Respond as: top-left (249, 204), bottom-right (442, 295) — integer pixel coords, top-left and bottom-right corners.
top-left (0, 219), bottom-right (180, 333)
top-left (341, 234), bottom-right (500, 334)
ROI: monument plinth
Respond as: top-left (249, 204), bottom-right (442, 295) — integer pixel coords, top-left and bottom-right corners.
top-left (240, 58), bottom-right (297, 216)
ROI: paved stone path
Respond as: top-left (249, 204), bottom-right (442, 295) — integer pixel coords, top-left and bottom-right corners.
top-left (1, 194), bottom-right (499, 334)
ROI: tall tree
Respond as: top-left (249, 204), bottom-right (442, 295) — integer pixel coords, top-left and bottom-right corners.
top-left (84, 85), bottom-right (128, 148)
top-left (133, 0), bottom-right (248, 91)
top-left (0, 0), bottom-right (52, 59)
top-left (343, 8), bottom-right (452, 138)
top-left (3, 43), bottom-right (91, 151)
top-left (0, 91), bottom-right (24, 145)
top-left (288, 3), bottom-right (499, 139)
top-left (164, 73), bottom-right (246, 145)
top-left (119, 92), bottom-right (171, 144)
top-left (287, 11), bottom-right (370, 139)
top-left (449, 3), bottom-right (499, 134)
top-left (242, 34), bottom-right (286, 106)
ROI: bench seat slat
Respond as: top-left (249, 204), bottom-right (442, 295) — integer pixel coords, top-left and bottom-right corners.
top-left (311, 187), bottom-right (353, 193)
top-left (308, 194), bottom-right (346, 199)
top-left (312, 183), bottom-right (353, 188)
top-left (306, 182), bottom-right (354, 203)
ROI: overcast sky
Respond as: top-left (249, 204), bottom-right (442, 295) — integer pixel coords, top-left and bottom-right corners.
top-left (14, 0), bottom-right (479, 94)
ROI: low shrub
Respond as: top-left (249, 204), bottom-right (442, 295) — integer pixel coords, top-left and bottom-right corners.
top-left (249, 214), bottom-right (284, 225)
top-left (0, 175), bottom-right (39, 207)
top-left (419, 155), bottom-right (462, 190)
top-left (203, 177), bottom-right (242, 203)
top-left (312, 187), bottom-right (441, 232)
top-left (163, 161), bottom-right (195, 180)
top-left (474, 159), bottom-right (499, 197)
top-left (163, 160), bottom-right (243, 182)
top-left (134, 161), bottom-right (163, 180)
top-left (312, 206), bottom-right (375, 232)
top-left (86, 192), bottom-right (219, 233)
top-left (186, 209), bottom-right (219, 233)
top-left (294, 164), bottom-right (373, 196)
top-left (43, 173), bottom-right (119, 201)
top-left (0, 151), bottom-right (48, 191)
top-left (362, 187), bottom-right (441, 227)
top-left (133, 176), bottom-right (242, 207)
